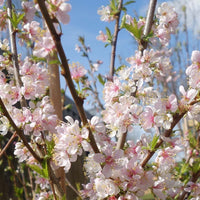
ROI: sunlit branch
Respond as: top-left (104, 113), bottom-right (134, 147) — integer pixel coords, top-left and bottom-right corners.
top-left (141, 112), bottom-right (186, 168)
top-left (109, 0), bottom-right (123, 79)
top-left (37, 0), bottom-right (100, 154)
top-left (140, 98), bottom-right (200, 168)
top-left (7, 0), bottom-right (27, 107)
top-left (140, 0), bottom-right (157, 52)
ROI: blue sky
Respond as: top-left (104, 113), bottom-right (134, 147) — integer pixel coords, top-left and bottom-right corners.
top-left (60, 0), bottom-right (169, 108)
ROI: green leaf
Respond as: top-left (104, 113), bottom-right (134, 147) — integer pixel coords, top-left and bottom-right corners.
top-left (143, 30), bottom-right (154, 42)
top-left (63, 104), bottom-right (72, 110)
top-left (31, 56), bottom-right (46, 62)
top-left (104, 43), bottom-right (110, 48)
top-left (8, 11), bottom-right (25, 29)
top-left (98, 74), bottom-right (105, 86)
top-left (110, 0), bottom-right (117, 11)
top-left (180, 162), bottom-right (189, 174)
top-left (123, 0), bottom-right (135, 6)
top-left (122, 18), bottom-right (143, 40)
top-left (150, 134), bottom-right (159, 151)
top-left (188, 132), bottom-right (197, 148)
top-left (46, 140), bottom-right (55, 156)
top-left (115, 65), bottom-right (126, 73)
top-left (48, 59), bottom-right (61, 65)
top-left (29, 162), bottom-right (49, 179)
top-left (105, 27), bottom-right (112, 41)
top-left (192, 160), bottom-right (200, 174)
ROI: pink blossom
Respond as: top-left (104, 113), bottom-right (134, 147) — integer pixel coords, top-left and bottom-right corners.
top-left (103, 77), bottom-right (121, 104)
top-left (0, 116), bottom-right (9, 135)
top-left (93, 147), bottom-right (124, 178)
top-left (47, 0), bottom-right (71, 24)
top-left (179, 85), bottom-right (198, 105)
top-left (140, 107), bottom-right (155, 130)
top-left (97, 5), bottom-right (114, 22)
top-left (191, 50), bottom-right (200, 63)
top-left (33, 34), bottom-right (55, 58)
top-left (165, 94), bottom-right (178, 112)
top-left (96, 30), bottom-right (108, 43)
top-left (69, 62), bottom-right (87, 81)
top-left (94, 178), bottom-right (120, 198)
top-left (14, 142), bottom-right (30, 162)
top-left (22, 1), bottom-right (36, 22)
top-left (23, 21), bottom-right (40, 40)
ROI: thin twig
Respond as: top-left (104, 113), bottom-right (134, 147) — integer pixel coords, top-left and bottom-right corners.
top-left (7, 0), bottom-right (27, 107)
top-left (79, 38), bottom-right (104, 110)
top-left (0, 98), bottom-right (43, 163)
top-left (37, 0), bottom-right (99, 154)
top-left (109, 0), bottom-right (123, 79)
top-left (65, 177), bottom-right (82, 198)
top-left (0, 132), bottom-right (17, 159)
top-left (141, 112), bottom-right (185, 168)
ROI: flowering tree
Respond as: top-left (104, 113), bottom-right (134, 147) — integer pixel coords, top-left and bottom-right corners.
top-left (0, 0), bottom-right (200, 200)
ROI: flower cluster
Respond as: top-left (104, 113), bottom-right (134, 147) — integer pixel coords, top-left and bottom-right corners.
top-left (0, 1), bottom-right (199, 200)
top-left (98, 5), bottom-right (115, 22)
top-left (156, 2), bottom-right (179, 46)
top-left (53, 116), bottom-right (89, 172)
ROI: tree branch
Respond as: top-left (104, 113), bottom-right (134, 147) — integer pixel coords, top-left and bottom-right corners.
top-left (36, 0), bottom-right (100, 154)
top-left (0, 132), bottom-right (17, 159)
top-left (7, 0), bottom-right (27, 107)
top-left (0, 98), bottom-right (43, 163)
top-left (109, 0), bottom-right (123, 79)
top-left (141, 112), bottom-right (186, 168)
top-left (139, 0), bottom-right (157, 52)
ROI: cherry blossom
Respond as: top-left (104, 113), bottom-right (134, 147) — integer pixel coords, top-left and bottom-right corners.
top-left (97, 5), bottom-right (114, 22)
top-left (96, 30), bottom-right (108, 43)
top-left (69, 62), bottom-right (87, 82)
top-left (0, 116), bottom-right (10, 135)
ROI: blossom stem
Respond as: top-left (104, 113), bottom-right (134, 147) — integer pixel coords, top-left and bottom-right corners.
top-left (109, 0), bottom-right (123, 79)
top-left (37, 0), bottom-right (100, 154)
top-left (0, 132), bottom-right (17, 159)
top-left (0, 98), bottom-right (43, 163)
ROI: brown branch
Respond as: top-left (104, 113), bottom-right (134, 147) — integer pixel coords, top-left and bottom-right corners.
top-left (109, 0), bottom-right (123, 79)
top-left (37, 0), bottom-right (99, 154)
top-left (179, 170), bottom-right (200, 200)
top-left (0, 132), bottom-right (17, 159)
top-left (141, 112), bottom-right (186, 168)
top-left (0, 98), bottom-right (43, 163)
